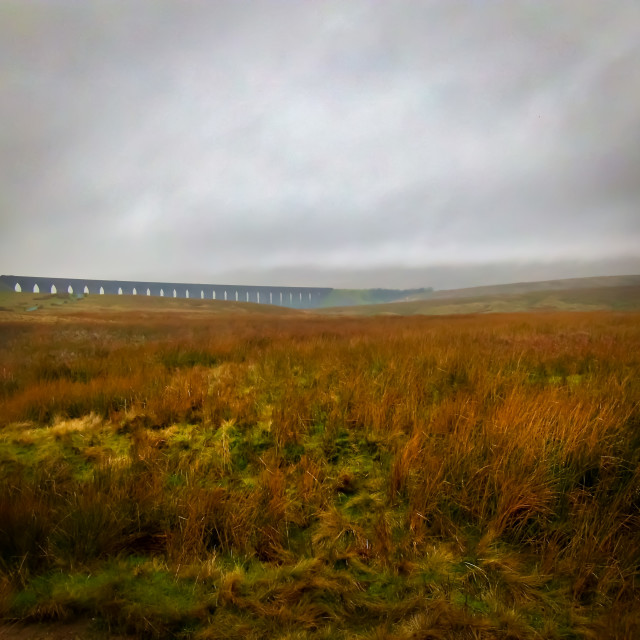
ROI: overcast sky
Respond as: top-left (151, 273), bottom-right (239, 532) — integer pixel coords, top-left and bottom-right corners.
top-left (1, 1), bottom-right (639, 289)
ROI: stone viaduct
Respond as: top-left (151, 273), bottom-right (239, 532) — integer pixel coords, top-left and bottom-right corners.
top-left (0, 275), bottom-right (333, 309)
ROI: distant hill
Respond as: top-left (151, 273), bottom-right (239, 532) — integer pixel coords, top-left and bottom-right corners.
top-left (407, 275), bottom-right (640, 301)
top-left (4, 276), bottom-right (640, 318)
top-left (319, 281), bottom-right (640, 316)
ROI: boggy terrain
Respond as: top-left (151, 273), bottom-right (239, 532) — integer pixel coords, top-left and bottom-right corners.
top-left (0, 309), bottom-right (639, 639)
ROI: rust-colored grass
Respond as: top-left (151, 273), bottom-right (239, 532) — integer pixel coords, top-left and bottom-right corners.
top-left (0, 311), bottom-right (639, 638)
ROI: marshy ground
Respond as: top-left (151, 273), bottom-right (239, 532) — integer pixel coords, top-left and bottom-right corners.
top-left (0, 304), bottom-right (639, 638)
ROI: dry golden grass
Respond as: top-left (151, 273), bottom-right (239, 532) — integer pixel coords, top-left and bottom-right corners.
top-left (0, 310), bottom-right (639, 638)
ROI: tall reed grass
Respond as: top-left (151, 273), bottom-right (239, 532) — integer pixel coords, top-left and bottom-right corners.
top-left (0, 311), bottom-right (638, 638)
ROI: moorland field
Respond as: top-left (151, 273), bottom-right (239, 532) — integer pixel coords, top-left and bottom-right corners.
top-left (0, 297), bottom-right (639, 638)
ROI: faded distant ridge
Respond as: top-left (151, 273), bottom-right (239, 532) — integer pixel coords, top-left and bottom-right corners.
top-left (320, 275), bottom-right (640, 316)
top-left (409, 275), bottom-right (640, 301)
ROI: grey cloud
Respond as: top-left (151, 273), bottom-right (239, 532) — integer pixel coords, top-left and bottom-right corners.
top-left (1, 1), bottom-right (639, 287)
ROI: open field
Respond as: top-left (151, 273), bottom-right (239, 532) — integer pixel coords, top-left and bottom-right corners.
top-left (1, 308), bottom-right (639, 638)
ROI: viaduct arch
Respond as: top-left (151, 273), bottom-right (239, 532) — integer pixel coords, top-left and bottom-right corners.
top-left (0, 275), bottom-right (333, 309)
